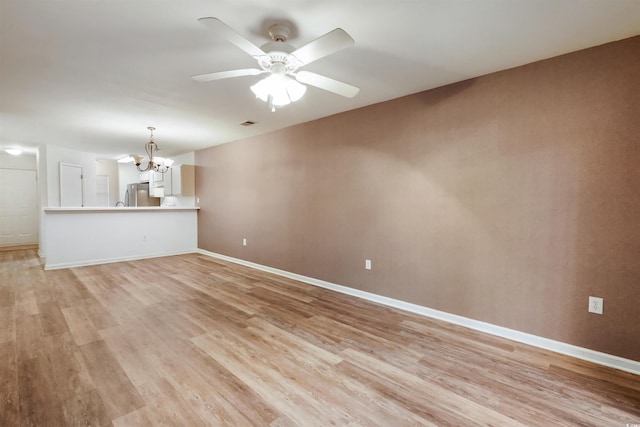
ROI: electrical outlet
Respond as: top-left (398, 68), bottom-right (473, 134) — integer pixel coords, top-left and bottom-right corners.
top-left (588, 296), bottom-right (603, 315)
top-left (242, 238), bottom-right (247, 247)
top-left (365, 259), bottom-right (372, 270)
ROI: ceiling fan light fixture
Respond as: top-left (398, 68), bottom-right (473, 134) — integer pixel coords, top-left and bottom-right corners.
top-left (250, 74), bottom-right (306, 111)
top-left (285, 77), bottom-right (307, 102)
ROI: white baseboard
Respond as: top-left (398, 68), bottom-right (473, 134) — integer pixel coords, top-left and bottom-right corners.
top-left (197, 249), bottom-right (640, 376)
top-left (44, 250), bottom-right (198, 271)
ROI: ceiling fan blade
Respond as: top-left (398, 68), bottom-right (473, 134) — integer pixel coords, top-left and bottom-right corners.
top-left (296, 71), bottom-right (360, 98)
top-left (198, 17), bottom-right (267, 58)
top-left (291, 28), bottom-right (354, 66)
top-left (191, 68), bottom-right (264, 82)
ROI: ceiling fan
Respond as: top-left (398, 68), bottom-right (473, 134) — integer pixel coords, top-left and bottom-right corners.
top-left (192, 17), bottom-right (360, 111)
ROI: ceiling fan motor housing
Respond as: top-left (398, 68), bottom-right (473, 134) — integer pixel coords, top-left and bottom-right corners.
top-left (258, 44), bottom-right (300, 74)
top-left (257, 23), bottom-right (301, 74)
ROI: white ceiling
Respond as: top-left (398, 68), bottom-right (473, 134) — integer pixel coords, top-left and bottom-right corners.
top-left (1, 0), bottom-right (639, 160)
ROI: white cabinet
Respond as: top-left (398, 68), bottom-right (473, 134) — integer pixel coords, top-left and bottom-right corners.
top-left (171, 166), bottom-right (181, 195)
top-left (150, 170), bottom-right (164, 185)
top-left (165, 165), bottom-right (194, 197)
top-left (147, 170), bottom-right (167, 197)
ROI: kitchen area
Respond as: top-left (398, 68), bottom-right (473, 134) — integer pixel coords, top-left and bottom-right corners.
top-left (127, 164), bottom-right (196, 207)
top-left (41, 147), bottom-right (199, 270)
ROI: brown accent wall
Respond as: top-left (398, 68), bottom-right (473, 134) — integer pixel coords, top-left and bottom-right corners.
top-left (196, 36), bottom-right (640, 361)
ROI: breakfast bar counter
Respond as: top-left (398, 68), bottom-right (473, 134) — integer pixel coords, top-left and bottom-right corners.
top-left (42, 207), bottom-right (199, 270)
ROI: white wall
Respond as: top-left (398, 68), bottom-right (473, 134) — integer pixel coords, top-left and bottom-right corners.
top-left (171, 152), bottom-right (195, 165)
top-left (96, 159), bottom-right (119, 206)
top-left (36, 144), bottom-right (99, 256)
top-left (0, 151), bottom-right (37, 170)
top-left (43, 208), bottom-right (198, 269)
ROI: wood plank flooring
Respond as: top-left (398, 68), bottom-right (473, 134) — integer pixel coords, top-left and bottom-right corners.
top-left (1, 249), bottom-right (639, 426)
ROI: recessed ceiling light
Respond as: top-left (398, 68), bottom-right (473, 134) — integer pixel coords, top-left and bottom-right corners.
top-left (240, 121), bottom-right (256, 126)
top-left (5, 148), bottom-right (22, 156)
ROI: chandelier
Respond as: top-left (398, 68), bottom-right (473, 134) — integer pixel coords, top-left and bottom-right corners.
top-left (133, 127), bottom-right (172, 174)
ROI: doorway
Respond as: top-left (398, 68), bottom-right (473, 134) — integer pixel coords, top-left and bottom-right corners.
top-left (0, 168), bottom-right (39, 247)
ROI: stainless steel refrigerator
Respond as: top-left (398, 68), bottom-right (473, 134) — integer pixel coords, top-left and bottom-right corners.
top-left (125, 183), bottom-right (160, 206)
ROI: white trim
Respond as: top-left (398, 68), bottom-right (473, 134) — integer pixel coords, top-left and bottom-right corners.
top-left (197, 249), bottom-right (640, 376)
top-left (44, 250), bottom-right (197, 270)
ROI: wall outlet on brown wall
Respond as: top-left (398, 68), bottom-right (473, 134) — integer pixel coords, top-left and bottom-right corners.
top-left (588, 296), bottom-right (603, 315)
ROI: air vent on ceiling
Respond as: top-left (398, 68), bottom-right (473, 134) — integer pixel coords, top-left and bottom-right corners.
top-left (240, 120), bottom-right (256, 126)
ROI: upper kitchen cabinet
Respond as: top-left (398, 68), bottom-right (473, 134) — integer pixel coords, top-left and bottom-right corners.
top-left (150, 169), bottom-right (164, 186)
top-left (167, 164), bottom-right (195, 197)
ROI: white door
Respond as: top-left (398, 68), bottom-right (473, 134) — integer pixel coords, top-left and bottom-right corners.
top-left (60, 163), bottom-right (84, 207)
top-left (0, 169), bottom-right (39, 246)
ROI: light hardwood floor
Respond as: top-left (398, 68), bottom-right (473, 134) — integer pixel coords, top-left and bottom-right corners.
top-left (1, 249), bottom-right (639, 426)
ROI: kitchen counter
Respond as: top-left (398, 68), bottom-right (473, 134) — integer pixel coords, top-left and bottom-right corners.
top-left (42, 206), bottom-right (199, 269)
top-left (43, 206), bottom-right (199, 213)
